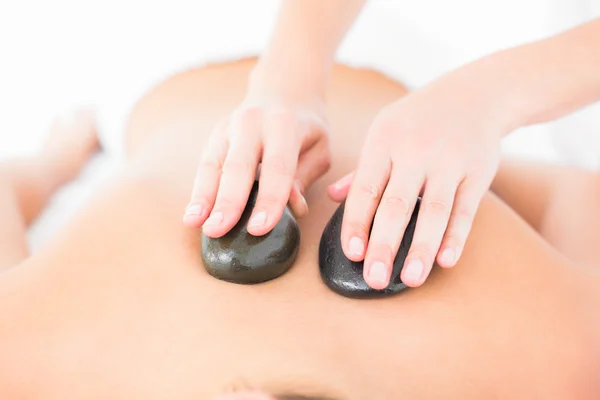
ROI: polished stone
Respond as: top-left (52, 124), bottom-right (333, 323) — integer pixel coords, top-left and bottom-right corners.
top-left (319, 198), bottom-right (421, 299)
top-left (201, 181), bottom-right (301, 284)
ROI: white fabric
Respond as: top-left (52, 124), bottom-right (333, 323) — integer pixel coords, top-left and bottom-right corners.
top-left (27, 153), bottom-right (120, 249)
top-left (0, 0), bottom-right (599, 249)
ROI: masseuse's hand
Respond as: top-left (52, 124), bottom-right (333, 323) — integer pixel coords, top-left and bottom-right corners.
top-left (328, 68), bottom-right (512, 290)
top-left (183, 63), bottom-right (331, 237)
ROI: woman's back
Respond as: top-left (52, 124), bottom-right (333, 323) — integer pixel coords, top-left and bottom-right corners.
top-left (0, 60), bottom-right (598, 399)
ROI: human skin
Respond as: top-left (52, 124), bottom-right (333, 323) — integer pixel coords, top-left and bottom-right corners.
top-left (0, 60), bottom-right (599, 399)
top-left (185, 1), bottom-right (600, 293)
top-left (333, 17), bottom-right (600, 290)
top-left (184, 0), bottom-right (366, 231)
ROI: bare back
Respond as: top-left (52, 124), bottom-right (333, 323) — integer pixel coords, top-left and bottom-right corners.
top-left (0, 60), bottom-right (599, 399)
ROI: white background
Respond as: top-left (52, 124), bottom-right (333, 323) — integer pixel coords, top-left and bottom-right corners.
top-left (0, 0), bottom-right (598, 157)
top-left (0, 0), bottom-right (599, 246)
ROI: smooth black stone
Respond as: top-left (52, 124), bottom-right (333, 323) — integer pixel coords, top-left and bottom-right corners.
top-left (319, 198), bottom-right (421, 299)
top-left (201, 181), bottom-right (301, 284)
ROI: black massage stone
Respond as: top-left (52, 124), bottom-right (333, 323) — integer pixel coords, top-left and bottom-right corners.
top-left (319, 198), bottom-right (421, 299)
top-left (201, 181), bottom-right (301, 284)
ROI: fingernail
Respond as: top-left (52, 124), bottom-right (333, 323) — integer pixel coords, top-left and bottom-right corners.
top-left (368, 261), bottom-right (388, 285)
top-left (249, 210), bottom-right (267, 228)
top-left (298, 195), bottom-right (309, 216)
top-left (348, 236), bottom-right (364, 257)
top-left (404, 259), bottom-right (423, 283)
top-left (440, 248), bottom-right (455, 266)
top-left (185, 204), bottom-right (203, 216)
top-left (300, 194), bottom-right (308, 209)
top-left (203, 211), bottom-right (223, 227)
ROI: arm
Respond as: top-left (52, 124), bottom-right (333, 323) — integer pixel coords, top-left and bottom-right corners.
top-left (186, 0), bottom-right (366, 238)
top-left (251, 0), bottom-right (367, 98)
top-left (331, 17), bottom-right (600, 291)
top-left (462, 17), bottom-right (600, 131)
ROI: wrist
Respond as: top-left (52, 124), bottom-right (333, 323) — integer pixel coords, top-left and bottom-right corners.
top-left (428, 55), bottom-right (520, 138)
top-left (479, 46), bottom-right (544, 132)
top-left (451, 47), bottom-right (540, 136)
top-left (251, 32), bottom-right (334, 97)
top-left (248, 56), bottom-right (329, 103)
top-left (467, 20), bottom-right (600, 134)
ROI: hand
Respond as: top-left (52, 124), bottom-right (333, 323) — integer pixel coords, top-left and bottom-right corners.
top-left (183, 63), bottom-right (331, 238)
top-left (328, 70), bottom-right (511, 289)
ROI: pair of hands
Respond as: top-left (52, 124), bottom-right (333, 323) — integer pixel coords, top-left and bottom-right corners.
top-left (183, 62), bottom-right (507, 289)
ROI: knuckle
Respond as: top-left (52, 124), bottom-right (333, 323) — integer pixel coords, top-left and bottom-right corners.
top-left (264, 109), bottom-right (296, 133)
top-left (202, 138), bottom-right (226, 158)
top-left (381, 195), bottom-right (411, 218)
top-left (262, 155), bottom-right (294, 177)
top-left (357, 182), bottom-right (381, 199)
top-left (370, 116), bottom-right (398, 137)
top-left (320, 134), bottom-right (331, 149)
top-left (347, 220), bottom-right (371, 236)
top-left (318, 152), bottom-right (332, 174)
top-left (198, 158), bottom-right (223, 174)
top-left (210, 117), bottom-right (229, 135)
top-left (423, 199), bottom-right (450, 215)
top-left (439, 174), bottom-right (462, 188)
top-left (313, 118), bottom-right (331, 137)
top-left (365, 134), bottom-right (391, 154)
top-left (268, 108), bottom-right (295, 125)
top-left (237, 106), bottom-right (262, 125)
top-left (375, 126), bottom-right (396, 140)
top-left (453, 204), bottom-right (476, 221)
top-left (223, 157), bottom-right (255, 175)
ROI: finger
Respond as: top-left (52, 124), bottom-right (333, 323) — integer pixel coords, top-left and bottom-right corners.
top-left (287, 137), bottom-right (330, 216)
top-left (327, 171), bottom-right (354, 203)
top-left (437, 177), bottom-right (487, 268)
top-left (248, 111), bottom-right (300, 236)
top-left (295, 137), bottom-right (331, 194)
top-left (183, 120), bottom-right (229, 227)
top-left (202, 111), bottom-right (262, 238)
top-left (362, 167), bottom-right (423, 290)
top-left (288, 180), bottom-right (309, 218)
top-left (401, 175), bottom-right (459, 287)
top-left (340, 142), bottom-right (391, 263)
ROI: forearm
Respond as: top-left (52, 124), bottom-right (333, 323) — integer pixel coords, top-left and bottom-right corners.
top-left (252, 0), bottom-right (366, 95)
top-left (475, 18), bottom-right (600, 132)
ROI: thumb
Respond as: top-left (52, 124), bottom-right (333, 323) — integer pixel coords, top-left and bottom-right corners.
top-left (288, 180), bottom-right (309, 218)
top-left (288, 141), bottom-right (331, 217)
top-left (327, 171), bottom-right (354, 203)
top-left (295, 139), bottom-right (331, 192)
